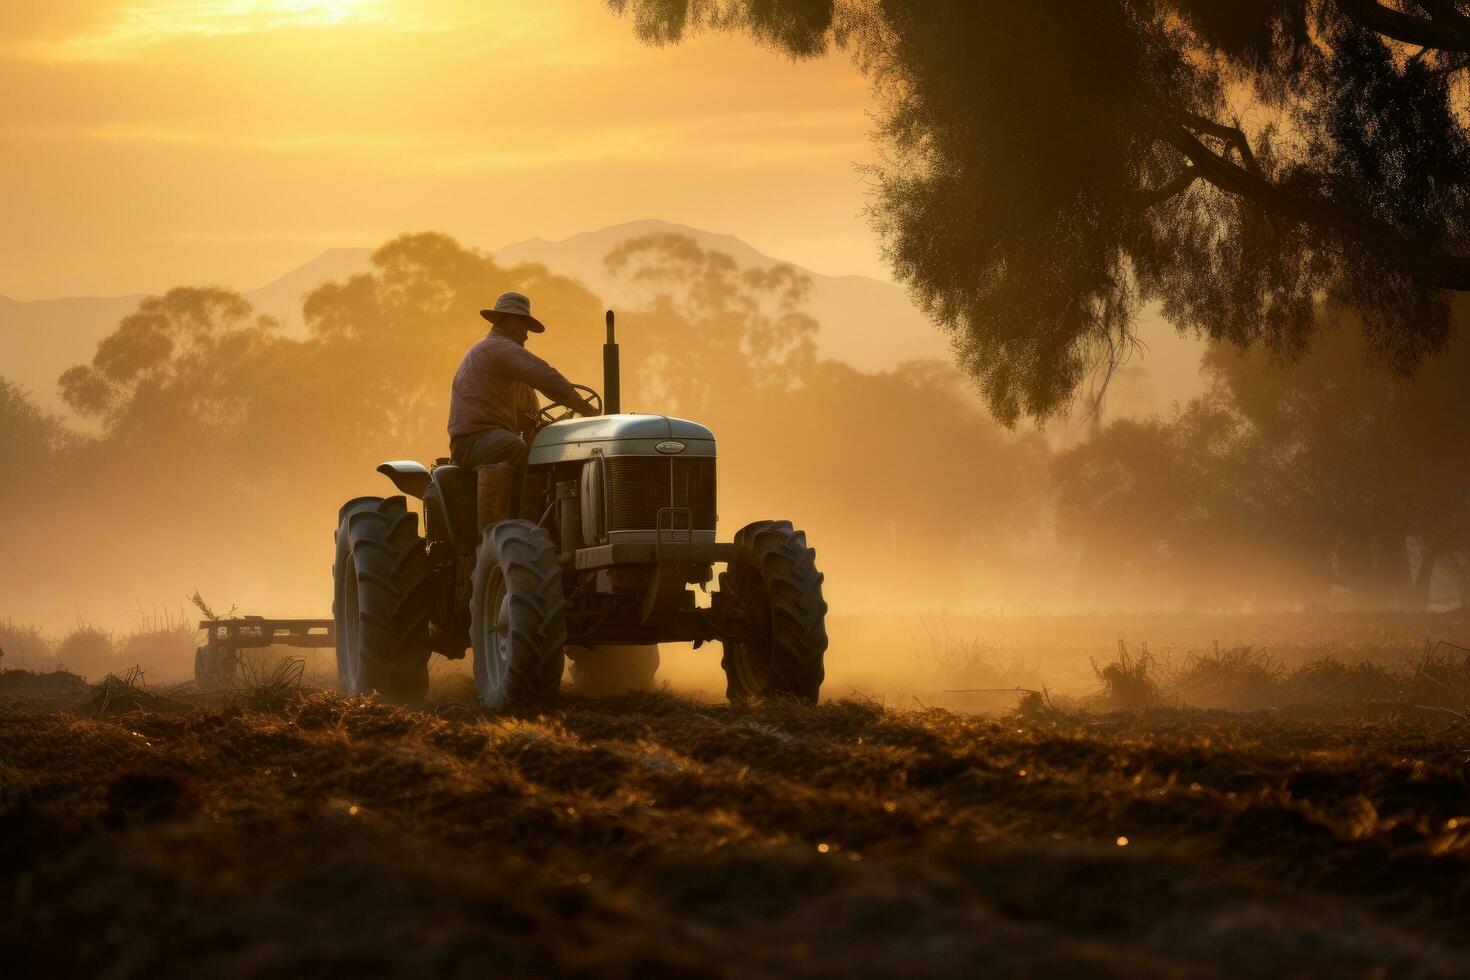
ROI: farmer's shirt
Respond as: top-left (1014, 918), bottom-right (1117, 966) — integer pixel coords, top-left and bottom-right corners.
top-left (448, 329), bottom-right (581, 439)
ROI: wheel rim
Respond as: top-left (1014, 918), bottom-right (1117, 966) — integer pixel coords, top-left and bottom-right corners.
top-left (732, 565), bottom-right (773, 693)
top-left (482, 566), bottom-right (511, 696)
top-left (342, 554), bottom-right (362, 691)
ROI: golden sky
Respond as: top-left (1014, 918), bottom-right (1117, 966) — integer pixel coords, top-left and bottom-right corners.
top-left (0, 0), bottom-right (881, 299)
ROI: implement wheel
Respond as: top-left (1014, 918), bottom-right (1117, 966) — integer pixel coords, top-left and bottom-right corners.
top-left (720, 520), bottom-right (828, 703)
top-left (333, 496), bottom-right (433, 701)
top-left (568, 645), bottom-right (660, 696)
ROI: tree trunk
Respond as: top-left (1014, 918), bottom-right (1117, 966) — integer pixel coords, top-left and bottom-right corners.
top-left (1410, 537), bottom-right (1442, 612)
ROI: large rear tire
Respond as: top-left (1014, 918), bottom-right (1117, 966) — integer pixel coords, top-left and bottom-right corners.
top-left (720, 520), bottom-right (828, 703)
top-left (470, 519), bottom-right (566, 709)
top-left (333, 496), bottom-right (433, 701)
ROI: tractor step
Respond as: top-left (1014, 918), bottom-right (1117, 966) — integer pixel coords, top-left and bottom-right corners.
top-left (566, 541), bottom-right (735, 571)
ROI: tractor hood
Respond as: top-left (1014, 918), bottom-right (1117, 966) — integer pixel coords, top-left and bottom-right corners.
top-left (528, 414), bottom-right (715, 465)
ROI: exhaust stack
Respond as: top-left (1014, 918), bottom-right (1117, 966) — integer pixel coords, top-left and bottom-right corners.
top-left (603, 309), bottom-right (621, 415)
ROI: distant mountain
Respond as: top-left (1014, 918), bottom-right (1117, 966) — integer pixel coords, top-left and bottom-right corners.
top-left (495, 219), bottom-right (952, 373)
top-left (0, 294), bottom-right (144, 413)
top-left (248, 247), bottom-right (372, 330)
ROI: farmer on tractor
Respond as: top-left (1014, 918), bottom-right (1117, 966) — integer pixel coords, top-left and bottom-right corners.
top-left (344, 298), bottom-right (829, 708)
top-left (448, 291), bottom-right (599, 517)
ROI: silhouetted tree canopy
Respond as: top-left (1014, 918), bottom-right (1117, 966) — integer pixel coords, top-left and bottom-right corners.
top-left (1054, 304), bottom-right (1470, 609)
top-left (58, 288), bottom-right (278, 444)
top-left (0, 378), bottom-right (68, 497)
top-left (609, 0), bottom-right (1470, 422)
top-left (605, 232), bottom-right (818, 415)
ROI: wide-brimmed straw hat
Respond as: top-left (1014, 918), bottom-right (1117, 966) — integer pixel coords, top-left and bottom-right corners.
top-left (480, 291), bottom-right (545, 333)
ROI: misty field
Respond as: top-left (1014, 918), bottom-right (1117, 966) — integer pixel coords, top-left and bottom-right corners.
top-left (3, 631), bottom-right (1470, 978)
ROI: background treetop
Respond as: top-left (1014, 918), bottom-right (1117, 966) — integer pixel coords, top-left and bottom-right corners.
top-left (609, 0), bottom-right (1470, 423)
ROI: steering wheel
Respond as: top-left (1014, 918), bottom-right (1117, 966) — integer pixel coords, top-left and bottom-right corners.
top-left (538, 384), bottom-right (602, 425)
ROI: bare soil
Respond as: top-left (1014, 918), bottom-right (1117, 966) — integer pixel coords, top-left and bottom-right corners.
top-left (2, 672), bottom-right (1468, 978)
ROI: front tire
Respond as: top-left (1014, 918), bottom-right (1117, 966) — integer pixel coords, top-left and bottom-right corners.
top-left (333, 496), bottom-right (433, 701)
top-left (470, 519), bottom-right (566, 709)
top-left (720, 521), bottom-right (828, 703)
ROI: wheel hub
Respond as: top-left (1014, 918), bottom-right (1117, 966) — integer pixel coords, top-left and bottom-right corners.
top-left (488, 573), bottom-right (512, 677)
top-left (733, 565), bottom-right (773, 692)
top-left (342, 555), bottom-right (361, 691)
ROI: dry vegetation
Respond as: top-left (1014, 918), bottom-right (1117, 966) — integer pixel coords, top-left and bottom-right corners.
top-left (2, 610), bottom-right (199, 682)
top-left (1088, 639), bottom-right (1470, 718)
top-left (2, 652), bottom-right (1469, 977)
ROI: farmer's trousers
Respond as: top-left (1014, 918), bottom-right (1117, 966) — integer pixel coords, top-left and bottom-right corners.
top-left (449, 427), bottom-right (529, 518)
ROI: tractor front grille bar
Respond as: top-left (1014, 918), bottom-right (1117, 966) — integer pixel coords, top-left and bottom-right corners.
top-left (604, 457), bottom-right (716, 532)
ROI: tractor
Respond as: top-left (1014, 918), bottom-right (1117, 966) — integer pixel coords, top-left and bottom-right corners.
top-left (332, 311), bottom-right (828, 707)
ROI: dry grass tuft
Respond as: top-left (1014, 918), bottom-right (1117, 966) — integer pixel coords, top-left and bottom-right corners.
top-left (1092, 638), bottom-right (1160, 709)
top-left (84, 666), bottom-right (190, 716)
top-left (234, 654), bottom-right (307, 710)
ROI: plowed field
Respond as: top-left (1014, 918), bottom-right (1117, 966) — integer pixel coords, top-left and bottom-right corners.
top-left (2, 672), bottom-right (1468, 977)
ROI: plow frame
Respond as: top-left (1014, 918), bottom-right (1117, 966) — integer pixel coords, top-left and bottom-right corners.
top-left (194, 617), bottom-right (335, 690)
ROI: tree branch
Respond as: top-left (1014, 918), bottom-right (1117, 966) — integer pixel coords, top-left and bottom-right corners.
top-left (1137, 166), bottom-right (1201, 208)
top-left (1337, 0), bottom-right (1470, 53)
top-left (1155, 119), bottom-right (1470, 290)
top-left (1174, 110), bottom-right (1261, 174)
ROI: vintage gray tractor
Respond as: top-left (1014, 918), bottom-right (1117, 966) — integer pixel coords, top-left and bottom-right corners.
top-left (332, 312), bottom-right (828, 707)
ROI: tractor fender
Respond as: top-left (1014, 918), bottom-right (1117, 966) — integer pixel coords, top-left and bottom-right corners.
top-left (377, 460), bottom-right (431, 499)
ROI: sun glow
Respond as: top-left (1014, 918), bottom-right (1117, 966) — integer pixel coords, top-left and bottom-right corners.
top-left (34, 0), bottom-right (391, 61)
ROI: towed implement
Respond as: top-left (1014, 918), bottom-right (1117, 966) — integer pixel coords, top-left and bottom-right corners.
top-left (194, 617), bottom-right (334, 690)
top-left (333, 311), bottom-right (828, 707)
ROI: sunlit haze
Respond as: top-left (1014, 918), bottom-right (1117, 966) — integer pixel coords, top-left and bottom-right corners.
top-left (1, 0), bottom-right (879, 298)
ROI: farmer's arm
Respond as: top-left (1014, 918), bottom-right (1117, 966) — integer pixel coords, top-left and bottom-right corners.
top-left (497, 345), bottom-right (596, 415)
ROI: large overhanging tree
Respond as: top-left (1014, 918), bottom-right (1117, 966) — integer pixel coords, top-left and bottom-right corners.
top-left (608, 0), bottom-right (1470, 423)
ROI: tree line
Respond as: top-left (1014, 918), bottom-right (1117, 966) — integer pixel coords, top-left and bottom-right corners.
top-left (1, 230), bottom-right (1465, 614)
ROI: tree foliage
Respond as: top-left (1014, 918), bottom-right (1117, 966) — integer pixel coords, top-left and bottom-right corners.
top-left (1054, 304), bottom-right (1470, 609)
top-left (0, 378), bottom-right (68, 500)
top-left (609, 0), bottom-right (1470, 422)
top-left (605, 232), bottom-right (818, 416)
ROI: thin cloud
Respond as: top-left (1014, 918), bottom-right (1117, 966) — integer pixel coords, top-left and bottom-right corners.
top-left (2, 106), bottom-right (867, 172)
top-left (17, 0), bottom-right (411, 62)
top-left (0, 119), bottom-right (424, 153)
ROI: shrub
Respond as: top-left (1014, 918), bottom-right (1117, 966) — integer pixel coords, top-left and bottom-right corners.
top-left (0, 618), bottom-right (54, 670)
top-left (118, 608), bottom-right (201, 683)
top-left (1162, 643), bottom-right (1286, 710)
top-left (55, 623), bottom-right (117, 681)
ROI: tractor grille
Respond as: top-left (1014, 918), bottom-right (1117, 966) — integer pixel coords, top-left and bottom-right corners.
top-left (605, 456), bottom-right (716, 531)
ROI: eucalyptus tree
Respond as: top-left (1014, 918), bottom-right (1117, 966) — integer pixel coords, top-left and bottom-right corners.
top-left (610, 0), bottom-right (1470, 422)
